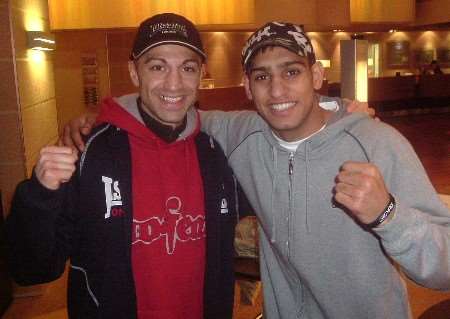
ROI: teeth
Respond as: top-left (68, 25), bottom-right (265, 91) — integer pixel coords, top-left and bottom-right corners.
top-left (271, 102), bottom-right (295, 111)
top-left (161, 95), bottom-right (182, 103)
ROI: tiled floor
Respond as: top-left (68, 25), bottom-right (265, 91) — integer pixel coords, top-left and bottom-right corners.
top-left (3, 112), bottom-right (450, 319)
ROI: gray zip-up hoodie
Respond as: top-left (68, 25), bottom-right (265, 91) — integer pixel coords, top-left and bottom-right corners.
top-left (200, 96), bottom-right (450, 319)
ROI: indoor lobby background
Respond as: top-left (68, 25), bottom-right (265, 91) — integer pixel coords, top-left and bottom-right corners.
top-left (0, 0), bottom-right (449, 318)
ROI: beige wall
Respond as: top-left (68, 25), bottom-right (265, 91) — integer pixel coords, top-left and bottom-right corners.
top-left (1, 0), bottom-right (58, 212)
top-left (0, 1), bottom-right (26, 213)
top-left (202, 32), bottom-right (251, 88)
top-left (0, 0), bottom-right (61, 300)
top-left (9, 0), bottom-right (59, 177)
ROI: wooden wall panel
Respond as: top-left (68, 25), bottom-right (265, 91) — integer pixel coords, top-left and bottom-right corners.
top-left (350, 0), bottom-right (415, 23)
top-left (416, 0), bottom-right (450, 25)
top-left (107, 31), bottom-right (135, 97)
top-left (54, 30), bottom-right (110, 129)
top-left (48, 0), bottom-right (255, 30)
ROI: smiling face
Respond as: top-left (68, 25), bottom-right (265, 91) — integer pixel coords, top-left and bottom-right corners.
top-left (244, 46), bottom-right (327, 142)
top-left (128, 44), bottom-right (204, 128)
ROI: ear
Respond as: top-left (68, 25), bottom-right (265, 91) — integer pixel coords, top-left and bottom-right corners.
top-left (128, 60), bottom-right (140, 87)
top-left (243, 74), bottom-right (253, 101)
top-left (311, 61), bottom-right (325, 91)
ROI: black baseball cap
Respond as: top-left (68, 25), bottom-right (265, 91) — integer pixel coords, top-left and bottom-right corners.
top-left (242, 21), bottom-right (316, 71)
top-left (130, 13), bottom-right (206, 61)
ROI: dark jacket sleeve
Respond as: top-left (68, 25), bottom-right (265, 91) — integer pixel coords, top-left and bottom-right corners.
top-left (5, 172), bottom-right (79, 285)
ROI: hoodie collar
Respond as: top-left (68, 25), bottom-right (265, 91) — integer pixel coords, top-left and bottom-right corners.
top-left (137, 97), bottom-right (187, 143)
top-left (97, 93), bottom-right (200, 145)
top-left (261, 98), bottom-right (369, 154)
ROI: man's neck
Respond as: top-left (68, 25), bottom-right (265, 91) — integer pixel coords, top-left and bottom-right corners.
top-left (137, 98), bottom-right (187, 143)
top-left (277, 106), bottom-right (331, 142)
top-left (272, 123), bottom-right (326, 150)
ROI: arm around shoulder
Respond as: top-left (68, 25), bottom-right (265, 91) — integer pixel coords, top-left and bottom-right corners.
top-left (199, 110), bottom-right (262, 156)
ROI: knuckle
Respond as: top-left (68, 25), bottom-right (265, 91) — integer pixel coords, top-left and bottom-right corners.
top-left (367, 164), bottom-right (378, 176)
top-left (367, 166), bottom-right (375, 175)
top-left (41, 160), bottom-right (52, 171)
top-left (361, 179), bottom-right (372, 190)
top-left (42, 170), bottom-right (55, 181)
top-left (335, 183), bottom-right (346, 193)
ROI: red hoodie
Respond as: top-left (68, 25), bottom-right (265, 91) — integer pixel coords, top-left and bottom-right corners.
top-left (97, 97), bottom-right (206, 319)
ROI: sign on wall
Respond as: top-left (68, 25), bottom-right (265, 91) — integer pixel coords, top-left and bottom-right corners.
top-left (414, 49), bottom-right (434, 66)
top-left (387, 41), bottom-right (410, 68)
top-left (81, 53), bottom-right (99, 108)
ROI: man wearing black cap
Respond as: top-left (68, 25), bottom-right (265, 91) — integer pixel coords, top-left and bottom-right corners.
top-left (201, 22), bottom-right (450, 318)
top-left (6, 13), bottom-right (237, 319)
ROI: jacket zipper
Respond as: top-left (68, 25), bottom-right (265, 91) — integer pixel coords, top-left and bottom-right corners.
top-left (287, 152), bottom-right (295, 258)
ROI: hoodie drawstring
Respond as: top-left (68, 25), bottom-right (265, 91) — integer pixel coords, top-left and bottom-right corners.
top-left (287, 152), bottom-right (295, 258)
top-left (270, 147), bottom-right (278, 243)
top-left (305, 142), bottom-right (310, 233)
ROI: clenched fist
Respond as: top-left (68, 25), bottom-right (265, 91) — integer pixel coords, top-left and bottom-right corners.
top-left (334, 161), bottom-right (391, 225)
top-left (35, 146), bottom-right (78, 190)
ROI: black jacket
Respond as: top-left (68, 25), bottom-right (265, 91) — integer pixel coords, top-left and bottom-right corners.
top-left (6, 124), bottom-right (237, 319)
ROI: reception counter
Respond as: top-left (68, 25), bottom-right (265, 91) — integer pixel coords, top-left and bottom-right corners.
top-left (368, 74), bottom-right (450, 112)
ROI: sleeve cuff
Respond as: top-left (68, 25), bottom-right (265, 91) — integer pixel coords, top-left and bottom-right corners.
top-left (17, 171), bottom-right (65, 211)
top-left (373, 200), bottom-right (416, 255)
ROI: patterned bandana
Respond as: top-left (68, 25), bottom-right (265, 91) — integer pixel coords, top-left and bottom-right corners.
top-left (242, 21), bottom-right (316, 70)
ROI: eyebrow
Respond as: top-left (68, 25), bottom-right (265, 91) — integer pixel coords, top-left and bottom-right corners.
top-left (249, 59), bottom-right (307, 74)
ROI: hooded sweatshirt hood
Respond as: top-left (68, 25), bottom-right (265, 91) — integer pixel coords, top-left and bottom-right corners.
top-left (97, 93), bottom-right (201, 145)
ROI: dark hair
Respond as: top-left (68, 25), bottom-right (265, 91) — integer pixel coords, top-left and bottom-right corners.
top-left (244, 46), bottom-right (274, 74)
